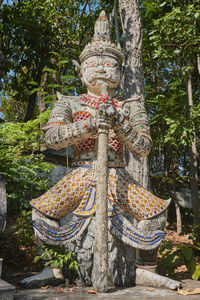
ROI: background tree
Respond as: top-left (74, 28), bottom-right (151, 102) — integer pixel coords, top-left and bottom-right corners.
top-left (118, 0), bottom-right (150, 190)
top-left (0, 0), bottom-right (99, 122)
top-left (141, 0), bottom-right (200, 233)
top-left (0, 0), bottom-right (6, 92)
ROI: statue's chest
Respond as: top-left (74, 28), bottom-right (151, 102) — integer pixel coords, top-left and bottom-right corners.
top-left (70, 97), bottom-right (123, 157)
top-left (70, 98), bottom-right (96, 121)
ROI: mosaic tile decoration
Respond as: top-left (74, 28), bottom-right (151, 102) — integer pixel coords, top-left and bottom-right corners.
top-left (109, 167), bottom-right (170, 221)
top-left (31, 162), bottom-right (170, 221)
top-left (79, 94), bottom-right (118, 110)
top-left (30, 167), bottom-right (90, 219)
top-left (109, 216), bottom-right (165, 250)
top-left (31, 216), bottom-right (89, 242)
top-left (31, 214), bottom-right (165, 249)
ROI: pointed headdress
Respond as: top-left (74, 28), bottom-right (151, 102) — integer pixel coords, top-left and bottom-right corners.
top-left (80, 11), bottom-right (123, 63)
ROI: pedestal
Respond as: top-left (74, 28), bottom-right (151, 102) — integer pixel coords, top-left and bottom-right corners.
top-left (0, 279), bottom-right (15, 300)
top-left (0, 259), bottom-right (15, 300)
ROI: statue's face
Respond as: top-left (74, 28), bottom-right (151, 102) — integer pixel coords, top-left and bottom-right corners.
top-left (81, 55), bottom-right (121, 95)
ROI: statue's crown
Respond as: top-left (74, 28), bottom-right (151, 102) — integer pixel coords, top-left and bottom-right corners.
top-left (80, 11), bottom-right (123, 63)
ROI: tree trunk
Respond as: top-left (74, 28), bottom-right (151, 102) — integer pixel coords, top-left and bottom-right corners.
top-left (23, 92), bottom-right (37, 122)
top-left (38, 71), bottom-right (48, 151)
top-left (24, 69), bottom-right (43, 122)
top-left (172, 162), bottom-right (182, 235)
top-left (0, 1), bottom-right (5, 90)
top-left (118, 0), bottom-right (150, 189)
top-left (187, 70), bottom-right (200, 227)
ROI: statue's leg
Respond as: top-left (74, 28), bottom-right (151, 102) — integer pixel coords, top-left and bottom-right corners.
top-left (135, 211), bottom-right (181, 290)
top-left (60, 214), bottom-right (135, 287)
top-left (135, 210), bottom-right (167, 272)
top-left (18, 209), bottom-right (64, 288)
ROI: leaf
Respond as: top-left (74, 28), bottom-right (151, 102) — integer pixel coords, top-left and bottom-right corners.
top-left (54, 287), bottom-right (63, 293)
top-left (57, 60), bottom-right (68, 66)
top-left (42, 67), bottom-right (57, 73)
top-left (146, 287), bottom-right (155, 291)
top-left (47, 83), bottom-right (62, 88)
top-left (191, 264), bottom-right (200, 281)
top-left (27, 81), bottom-right (38, 86)
top-left (178, 288), bottom-right (200, 295)
top-left (49, 51), bottom-right (60, 57)
top-left (86, 289), bottom-right (98, 294)
top-left (41, 285), bottom-right (50, 290)
top-left (159, 2), bottom-right (166, 8)
top-left (66, 288), bottom-right (76, 292)
top-left (29, 87), bottom-right (40, 95)
top-left (181, 248), bottom-right (193, 261)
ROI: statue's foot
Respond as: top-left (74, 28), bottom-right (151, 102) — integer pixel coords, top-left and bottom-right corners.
top-left (136, 268), bottom-right (182, 290)
top-left (18, 267), bottom-right (64, 288)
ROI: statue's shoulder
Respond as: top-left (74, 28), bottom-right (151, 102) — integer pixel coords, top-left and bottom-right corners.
top-left (115, 96), bottom-right (146, 119)
top-left (116, 96), bottom-right (142, 105)
top-left (117, 96), bottom-right (145, 111)
top-left (56, 92), bottom-right (79, 105)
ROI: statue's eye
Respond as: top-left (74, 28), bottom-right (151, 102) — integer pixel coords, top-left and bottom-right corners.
top-left (105, 63), bottom-right (110, 66)
top-left (90, 62), bottom-right (95, 67)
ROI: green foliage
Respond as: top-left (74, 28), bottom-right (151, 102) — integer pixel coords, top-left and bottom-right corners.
top-left (34, 245), bottom-right (78, 271)
top-left (159, 241), bottom-right (179, 275)
top-left (0, 111), bottom-right (52, 209)
top-left (0, 0), bottom-right (102, 121)
top-left (14, 209), bottom-right (35, 247)
top-left (180, 247), bottom-right (200, 280)
top-left (159, 241), bottom-right (200, 280)
top-left (141, 0), bottom-right (200, 196)
top-left (40, 52), bottom-right (78, 103)
top-left (190, 225), bottom-right (200, 247)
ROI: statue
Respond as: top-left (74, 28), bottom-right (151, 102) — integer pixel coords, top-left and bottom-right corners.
top-left (22, 11), bottom-right (180, 291)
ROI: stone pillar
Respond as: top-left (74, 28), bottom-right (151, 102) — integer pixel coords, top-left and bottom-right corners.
top-left (92, 128), bottom-right (109, 292)
top-left (0, 174), bottom-right (15, 299)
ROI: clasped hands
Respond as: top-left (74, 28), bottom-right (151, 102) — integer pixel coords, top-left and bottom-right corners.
top-left (95, 95), bottom-right (125, 130)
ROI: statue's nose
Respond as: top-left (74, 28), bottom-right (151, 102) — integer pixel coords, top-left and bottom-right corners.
top-left (96, 66), bottom-right (106, 73)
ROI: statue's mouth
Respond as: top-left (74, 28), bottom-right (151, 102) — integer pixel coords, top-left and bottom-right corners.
top-left (85, 72), bottom-right (118, 85)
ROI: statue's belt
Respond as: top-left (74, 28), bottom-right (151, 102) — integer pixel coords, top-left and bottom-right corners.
top-left (71, 160), bottom-right (124, 168)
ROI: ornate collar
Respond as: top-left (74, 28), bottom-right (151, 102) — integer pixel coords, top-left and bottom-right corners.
top-left (79, 94), bottom-right (118, 110)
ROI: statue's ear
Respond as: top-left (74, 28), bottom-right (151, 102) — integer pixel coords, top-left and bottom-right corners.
top-left (72, 60), bottom-right (80, 74)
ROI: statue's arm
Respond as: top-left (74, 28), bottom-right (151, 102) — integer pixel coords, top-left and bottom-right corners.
top-left (115, 100), bottom-right (152, 158)
top-left (43, 99), bottom-right (96, 150)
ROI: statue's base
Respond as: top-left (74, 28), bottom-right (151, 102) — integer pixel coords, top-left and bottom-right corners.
top-left (61, 216), bottom-right (136, 287)
top-left (135, 268), bottom-right (181, 290)
top-left (0, 279), bottom-right (15, 300)
top-left (18, 267), bottom-right (64, 288)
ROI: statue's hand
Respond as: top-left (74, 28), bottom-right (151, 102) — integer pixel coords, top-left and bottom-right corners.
top-left (97, 97), bottom-right (115, 129)
top-left (114, 111), bottom-right (125, 128)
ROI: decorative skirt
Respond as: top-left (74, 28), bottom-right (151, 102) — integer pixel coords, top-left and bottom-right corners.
top-left (30, 160), bottom-right (170, 221)
top-left (31, 160), bottom-right (170, 250)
